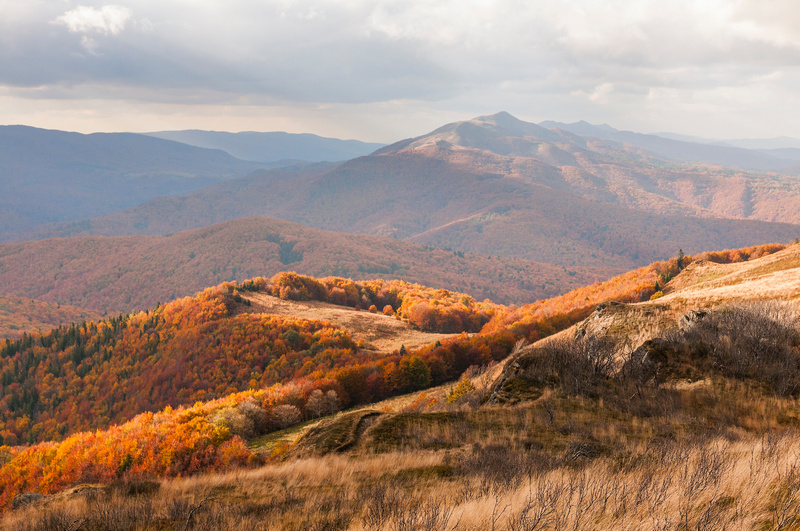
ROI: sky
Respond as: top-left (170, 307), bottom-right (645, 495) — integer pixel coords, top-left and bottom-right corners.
top-left (2, 0), bottom-right (800, 142)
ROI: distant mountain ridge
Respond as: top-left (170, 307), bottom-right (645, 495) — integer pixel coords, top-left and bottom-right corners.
top-left (29, 113), bottom-right (800, 273)
top-left (0, 125), bottom-right (385, 241)
top-left (0, 125), bottom-right (265, 238)
top-left (653, 131), bottom-right (800, 150)
top-left (145, 130), bottom-right (384, 163)
top-left (539, 119), bottom-right (800, 170)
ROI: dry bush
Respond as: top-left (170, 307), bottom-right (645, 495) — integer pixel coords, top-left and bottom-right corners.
top-left (659, 301), bottom-right (800, 395)
top-left (211, 399), bottom-right (269, 439)
top-left (513, 334), bottom-right (620, 402)
top-left (271, 404), bottom-right (302, 429)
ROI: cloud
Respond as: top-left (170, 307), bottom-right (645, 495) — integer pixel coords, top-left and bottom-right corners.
top-left (54, 5), bottom-right (132, 36)
top-left (2, 0), bottom-right (800, 139)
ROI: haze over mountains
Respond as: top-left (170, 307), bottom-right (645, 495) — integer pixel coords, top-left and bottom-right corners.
top-left (0, 126), bottom-right (261, 237)
top-left (145, 130), bottom-right (384, 164)
top-left (25, 112), bottom-right (800, 273)
top-left (539, 119), bottom-right (800, 171)
top-left (0, 126), bottom-right (382, 240)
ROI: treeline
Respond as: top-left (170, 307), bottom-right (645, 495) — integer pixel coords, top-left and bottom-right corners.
top-left (0, 286), bottom-right (362, 445)
top-left (0, 274), bottom-right (504, 446)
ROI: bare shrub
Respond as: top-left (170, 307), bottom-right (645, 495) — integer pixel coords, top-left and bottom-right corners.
top-left (771, 462), bottom-right (800, 530)
top-left (520, 334), bottom-right (618, 398)
top-left (211, 399), bottom-right (268, 439)
top-left (668, 302), bottom-right (800, 396)
top-left (306, 390), bottom-right (328, 419)
top-left (460, 444), bottom-right (555, 493)
top-left (508, 480), bottom-right (565, 531)
top-left (272, 404), bottom-right (302, 429)
top-left (391, 498), bottom-right (455, 531)
top-left (358, 484), bottom-right (403, 529)
top-left (307, 389), bottom-right (342, 419)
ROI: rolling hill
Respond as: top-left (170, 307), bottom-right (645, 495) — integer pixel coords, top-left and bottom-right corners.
top-left (0, 296), bottom-right (102, 339)
top-left (0, 279), bottom-right (466, 445)
top-left (0, 125), bottom-right (266, 239)
top-left (0, 217), bottom-right (619, 313)
top-left (30, 113), bottom-right (800, 272)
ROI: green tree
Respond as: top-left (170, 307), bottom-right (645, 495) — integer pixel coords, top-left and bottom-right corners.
top-left (398, 356), bottom-right (431, 391)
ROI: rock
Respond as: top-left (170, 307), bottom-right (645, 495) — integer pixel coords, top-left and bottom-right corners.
top-left (636, 337), bottom-right (672, 366)
top-left (11, 492), bottom-right (44, 510)
top-left (679, 309), bottom-right (709, 330)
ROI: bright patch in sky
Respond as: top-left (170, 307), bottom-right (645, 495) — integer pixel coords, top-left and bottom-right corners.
top-left (54, 5), bottom-right (132, 35)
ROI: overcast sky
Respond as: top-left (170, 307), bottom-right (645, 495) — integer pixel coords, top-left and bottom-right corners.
top-left (2, 0), bottom-right (800, 142)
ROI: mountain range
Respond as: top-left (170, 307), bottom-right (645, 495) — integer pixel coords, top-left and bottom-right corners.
top-left (26, 112), bottom-right (800, 272)
top-left (539, 119), bottom-right (800, 171)
top-left (0, 126), bottom-right (262, 237)
top-left (3, 112), bottom-right (800, 528)
top-left (0, 126), bottom-right (381, 240)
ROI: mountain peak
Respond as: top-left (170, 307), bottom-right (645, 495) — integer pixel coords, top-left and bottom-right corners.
top-left (376, 112), bottom-right (568, 157)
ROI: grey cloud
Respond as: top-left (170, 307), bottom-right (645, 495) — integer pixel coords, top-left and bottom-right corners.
top-left (3, 0), bottom-right (800, 139)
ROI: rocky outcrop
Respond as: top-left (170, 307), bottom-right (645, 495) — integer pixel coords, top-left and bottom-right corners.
top-left (11, 492), bottom-right (44, 510)
top-left (679, 309), bottom-right (710, 330)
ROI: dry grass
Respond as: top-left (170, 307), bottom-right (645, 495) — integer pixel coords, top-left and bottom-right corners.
top-left (9, 349), bottom-right (800, 530)
top-left (9, 423), bottom-right (800, 530)
top-left (533, 244), bottom-right (800, 357)
top-left (242, 291), bottom-right (455, 354)
top-left (660, 244), bottom-right (800, 311)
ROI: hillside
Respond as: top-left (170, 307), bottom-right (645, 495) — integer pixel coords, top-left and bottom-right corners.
top-left (0, 217), bottom-right (618, 312)
top-left (519, 242), bottom-right (800, 357)
top-left (33, 113), bottom-right (800, 270)
top-left (240, 292), bottom-right (453, 355)
top-left (0, 274), bottom-right (498, 446)
top-left (146, 130), bottom-right (384, 163)
top-left (0, 296), bottom-right (102, 339)
top-left (0, 126), bottom-right (268, 239)
top-left (1, 243), bottom-right (797, 527)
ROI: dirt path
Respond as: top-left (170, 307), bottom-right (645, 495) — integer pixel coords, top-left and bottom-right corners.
top-left (241, 292), bottom-right (455, 355)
